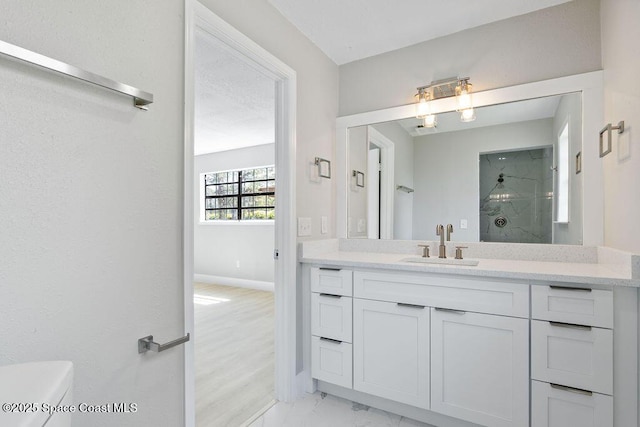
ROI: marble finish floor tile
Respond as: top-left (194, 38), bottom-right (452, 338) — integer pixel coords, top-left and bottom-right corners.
top-left (249, 392), bottom-right (434, 427)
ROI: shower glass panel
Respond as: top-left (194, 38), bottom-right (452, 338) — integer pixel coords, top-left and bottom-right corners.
top-left (479, 148), bottom-right (553, 243)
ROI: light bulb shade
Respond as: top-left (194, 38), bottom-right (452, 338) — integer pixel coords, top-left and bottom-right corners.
top-left (460, 108), bottom-right (476, 122)
top-left (455, 81), bottom-right (473, 112)
top-left (416, 98), bottom-right (429, 118)
top-left (423, 114), bottom-right (437, 128)
top-left (415, 88), bottom-right (431, 118)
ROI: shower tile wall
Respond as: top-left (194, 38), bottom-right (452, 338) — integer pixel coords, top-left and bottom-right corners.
top-left (479, 148), bottom-right (553, 243)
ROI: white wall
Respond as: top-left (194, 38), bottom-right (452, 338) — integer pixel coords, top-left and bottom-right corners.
top-left (552, 92), bottom-right (583, 244)
top-left (0, 2), bottom-right (185, 426)
top-left (412, 119), bottom-right (553, 241)
top-left (601, 0), bottom-right (640, 254)
top-left (339, 0), bottom-right (601, 116)
top-left (200, 0), bottom-right (339, 241)
top-left (371, 122), bottom-right (415, 240)
top-left (194, 145), bottom-right (275, 284)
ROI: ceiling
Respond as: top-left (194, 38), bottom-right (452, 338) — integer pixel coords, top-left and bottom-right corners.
top-left (195, 30), bottom-right (275, 156)
top-left (396, 95), bottom-right (562, 137)
top-left (267, 0), bottom-right (572, 64)
top-left (194, 1), bottom-right (572, 155)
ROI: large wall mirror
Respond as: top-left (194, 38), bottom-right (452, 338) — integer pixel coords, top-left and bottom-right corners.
top-left (336, 72), bottom-right (604, 246)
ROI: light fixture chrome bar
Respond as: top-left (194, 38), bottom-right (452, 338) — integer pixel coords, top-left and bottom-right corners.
top-left (0, 39), bottom-right (154, 110)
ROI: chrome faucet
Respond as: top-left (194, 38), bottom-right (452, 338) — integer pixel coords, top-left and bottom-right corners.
top-left (436, 224), bottom-right (446, 258)
top-left (436, 224), bottom-right (454, 258)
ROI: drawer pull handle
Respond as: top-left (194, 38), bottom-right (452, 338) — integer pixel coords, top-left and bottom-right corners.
top-left (549, 285), bottom-right (592, 292)
top-left (435, 307), bottom-right (466, 314)
top-left (319, 267), bottom-right (341, 271)
top-left (319, 293), bottom-right (342, 299)
top-left (320, 337), bottom-right (342, 344)
top-left (550, 383), bottom-right (593, 396)
top-left (549, 321), bottom-right (592, 331)
top-left (397, 303), bottom-right (426, 309)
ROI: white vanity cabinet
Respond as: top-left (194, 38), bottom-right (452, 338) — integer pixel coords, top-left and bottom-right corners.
top-left (530, 284), bottom-right (615, 427)
top-left (430, 308), bottom-right (529, 427)
top-left (353, 298), bottom-right (429, 409)
top-left (310, 267), bottom-right (354, 389)
top-left (305, 263), bottom-right (636, 427)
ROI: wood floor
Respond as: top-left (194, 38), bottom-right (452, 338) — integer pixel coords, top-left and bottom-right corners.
top-left (195, 283), bottom-right (275, 427)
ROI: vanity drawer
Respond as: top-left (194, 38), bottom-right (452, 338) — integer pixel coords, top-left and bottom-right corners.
top-left (353, 270), bottom-right (529, 317)
top-left (531, 320), bottom-right (613, 395)
top-left (311, 336), bottom-right (352, 389)
top-left (531, 285), bottom-right (613, 328)
top-left (531, 380), bottom-right (612, 427)
top-left (311, 293), bottom-right (352, 343)
top-left (310, 267), bottom-right (353, 296)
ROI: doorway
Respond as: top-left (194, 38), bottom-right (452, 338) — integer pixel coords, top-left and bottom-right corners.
top-left (183, 2), bottom-right (298, 426)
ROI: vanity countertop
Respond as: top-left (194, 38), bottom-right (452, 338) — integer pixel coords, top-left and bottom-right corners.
top-left (299, 240), bottom-right (640, 287)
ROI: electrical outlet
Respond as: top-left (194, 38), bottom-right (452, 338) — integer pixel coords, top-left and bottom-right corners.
top-left (297, 217), bottom-right (312, 236)
top-left (460, 219), bottom-right (468, 229)
top-left (236, 260), bottom-right (240, 268)
top-left (357, 218), bottom-right (366, 233)
top-left (321, 216), bottom-right (328, 234)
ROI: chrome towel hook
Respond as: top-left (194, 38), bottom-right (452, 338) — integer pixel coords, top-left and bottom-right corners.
top-left (599, 121), bottom-right (625, 157)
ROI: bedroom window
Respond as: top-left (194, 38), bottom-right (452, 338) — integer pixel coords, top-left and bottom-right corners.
top-left (203, 166), bottom-right (275, 221)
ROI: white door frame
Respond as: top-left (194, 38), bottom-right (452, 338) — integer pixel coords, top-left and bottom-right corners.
top-left (367, 127), bottom-right (394, 240)
top-left (183, 2), bottom-right (298, 426)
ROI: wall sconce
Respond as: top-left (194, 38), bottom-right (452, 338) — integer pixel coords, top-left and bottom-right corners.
top-left (314, 157), bottom-right (331, 178)
top-left (414, 76), bottom-right (475, 126)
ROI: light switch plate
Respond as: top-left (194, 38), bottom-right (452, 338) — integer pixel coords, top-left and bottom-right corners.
top-left (460, 219), bottom-right (468, 229)
top-left (298, 217), bottom-right (312, 236)
top-left (321, 216), bottom-right (328, 234)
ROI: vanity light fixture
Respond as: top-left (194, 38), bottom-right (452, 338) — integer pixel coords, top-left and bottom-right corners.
top-left (414, 76), bottom-right (475, 127)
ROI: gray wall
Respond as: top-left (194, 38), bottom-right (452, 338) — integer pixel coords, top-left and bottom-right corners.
top-left (412, 119), bottom-right (553, 242)
top-left (601, 0), bottom-right (640, 254)
top-left (194, 145), bottom-right (275, 283)
top-left (339, 0), bottom-right (601, 116)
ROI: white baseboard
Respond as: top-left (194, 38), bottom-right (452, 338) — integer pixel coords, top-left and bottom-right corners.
top-left (193, 274), bottom-right (274, 292)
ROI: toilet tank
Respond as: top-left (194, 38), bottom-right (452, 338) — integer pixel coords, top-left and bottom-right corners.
top-left (0, 361), bottom-right (73, 427)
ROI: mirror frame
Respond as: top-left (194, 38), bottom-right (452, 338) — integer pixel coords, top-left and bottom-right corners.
top-left (336, 71), bottom-right (604, 245)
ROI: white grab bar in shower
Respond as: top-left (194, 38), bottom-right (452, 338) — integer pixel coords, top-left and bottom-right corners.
top-left (0, 39), bottom-right (154, 110)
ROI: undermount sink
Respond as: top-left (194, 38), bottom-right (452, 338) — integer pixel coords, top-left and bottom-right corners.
top-left (401, 257), bottom-right (480, 266)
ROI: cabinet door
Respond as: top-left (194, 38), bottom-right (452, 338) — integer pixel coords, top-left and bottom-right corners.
top-left (311, 336), bottom-right (353, 389)
top-left (311, 293), bottom-right (352, 342)
top-left (531, 320), bottom-right (612, 395)
top-left (431, 308), bottom-right (529, 427)
top-left (310, 267), bottom-right (353, 296)
top-left (531, 380), bottom-right (613, 427)
top-left (353, 299), bottom-right (429, 409)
